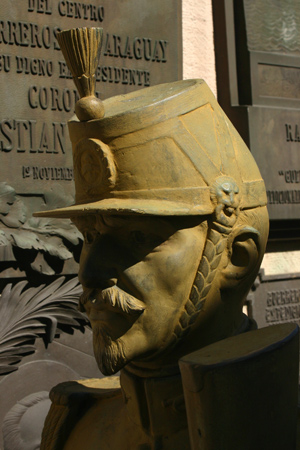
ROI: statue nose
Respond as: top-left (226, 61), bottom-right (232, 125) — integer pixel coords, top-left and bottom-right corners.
top-left (78, 235), bottom-right (119, 289)
top-left (80, 268), bottom-right (118, 290)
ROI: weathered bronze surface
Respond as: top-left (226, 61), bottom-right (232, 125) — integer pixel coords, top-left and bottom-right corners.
top-left (180, 323), bottom-right (299, 450)
top-left (37, 27), bottom-right (272, 450)
top-left (0, 0), bottom-right (182, 268)
top-left (212, 0), bottom-right (300, 221)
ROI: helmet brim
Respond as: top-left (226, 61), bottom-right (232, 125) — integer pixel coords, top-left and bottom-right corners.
top-left (34, 197), bottom-right (214, 218)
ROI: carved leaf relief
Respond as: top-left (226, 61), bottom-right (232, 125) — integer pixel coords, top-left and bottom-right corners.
top-left (0, 183), bottom-right (83, 275)
top-left (0, 277), bottom-right (88, 375)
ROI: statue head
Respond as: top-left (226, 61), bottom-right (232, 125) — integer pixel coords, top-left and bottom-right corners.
top-left (36, 79), bottom-right (269, 376)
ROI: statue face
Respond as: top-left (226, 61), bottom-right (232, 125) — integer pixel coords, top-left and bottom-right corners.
top-left (74, 214), bottom-right (208, 375)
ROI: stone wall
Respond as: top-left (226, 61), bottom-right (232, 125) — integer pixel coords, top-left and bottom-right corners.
top-left (182, 0), bottom-right (216, 95)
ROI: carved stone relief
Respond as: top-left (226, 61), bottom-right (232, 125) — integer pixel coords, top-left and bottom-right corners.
top-left (0, 182), bottom-right (82, 280)
top-left (0, 277), bottom-right (100, 449)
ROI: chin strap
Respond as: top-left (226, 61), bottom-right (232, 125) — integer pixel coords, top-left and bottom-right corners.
top-left (173, 177), bottom-right (241, 344)
top-left (40, 379), bottom-right (121, 450)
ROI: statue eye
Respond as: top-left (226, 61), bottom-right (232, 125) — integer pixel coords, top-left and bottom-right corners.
top-left (130, 230), bottom-right (147, 246)
top-left (83, 230), bottom-right (97, 245)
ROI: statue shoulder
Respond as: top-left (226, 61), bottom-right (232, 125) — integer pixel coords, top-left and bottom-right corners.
top-left (40, 377), bottom-right (121, 450)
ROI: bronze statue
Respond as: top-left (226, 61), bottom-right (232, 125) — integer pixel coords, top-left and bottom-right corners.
top-left (36, 28), bottom-right (269, 450)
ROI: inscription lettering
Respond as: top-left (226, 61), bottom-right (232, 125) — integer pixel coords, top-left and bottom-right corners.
top-left (28, 0), bottom-right (52, 14)
top-left (58, 60), bottom-right (72, 79)
top-left (0, 0), bottom-right (180, 197)
top-left (28, 85), bottom-right (80, 112)
top-left (278, 170), bottom-right (300, 184)
top-left (0, 54), bottom-right (11, 72)
top-left (16, 56), bottom-right (53, 77)
top-left (285, 123), bottom-right (300, 142)
top-left (265, 289), bottom-right (300, 324)
top-left (0, 120), bottom-right (13, 152)
top-left (58, 62), bottom-right (151, 86)
top-left (0, 21), bottom-right (61, 50)
top-left (266, 305), bottom-right (300, 323)
top-left (103, 34), bottom-right (168, 63)
top-left (0, 119), bottom-right (66, 154)
top-left (22, 165), bottom-right (73, 180)
top-left (96, 66), bottom-right (150, 86)
top-left (267, 190), bottom-right (300, 204)
top-left (57, 1), bottom-right (104, 22)
top-left (267, 289), bottom-right (300, 307)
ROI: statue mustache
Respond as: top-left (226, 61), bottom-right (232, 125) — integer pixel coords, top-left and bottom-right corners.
top-left (79, 285), bottom-right (145, 316)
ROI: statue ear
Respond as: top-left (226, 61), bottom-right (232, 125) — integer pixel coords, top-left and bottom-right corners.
top-left (220, 226), bottom-right (260, 286)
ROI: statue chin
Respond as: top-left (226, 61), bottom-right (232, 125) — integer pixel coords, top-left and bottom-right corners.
top-left (93, 324), bottom-right (128, 376)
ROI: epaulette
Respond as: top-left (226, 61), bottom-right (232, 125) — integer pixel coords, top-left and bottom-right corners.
top-left (40, 377), bottom-right (121, 450)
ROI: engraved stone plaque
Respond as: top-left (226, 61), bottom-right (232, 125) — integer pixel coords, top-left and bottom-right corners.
top-left (247, 251), bottom-right (300, 329)
top-left (249, 107), bottom-right (300, 220)
top-left (1, 0), bottom-right (182, 195)
top-left (212, 0), bottom-right (300, 221)
top-left (0, 0), bottom-right (182, 267)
